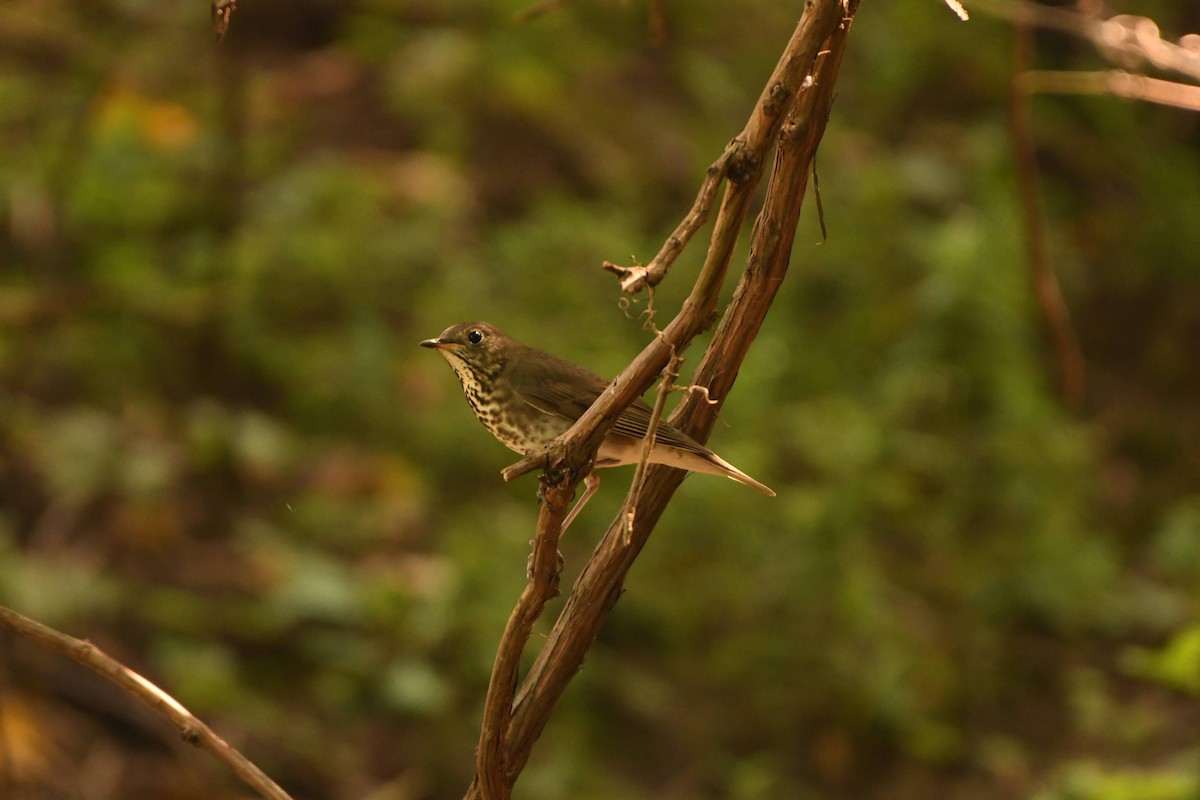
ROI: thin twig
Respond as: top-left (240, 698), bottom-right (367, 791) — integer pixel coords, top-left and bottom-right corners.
top-left (475, 463), bottom-right (571, 799)
top-left (602, 157), bottom-right (728, 293)
top-left (0, 605), bottom-right (293, 800)
top-left (605, 0), bottom-right (844, 295)
top-left (1009, 15), bottom-right (1087, 408)
top-left (620, 351), bottom-right (684, 540)
top-left (501, 452), bottom-right (548, 483)
top-left (501, 159), bottom-right (762, 518)
top-left (812, 154), bottom-right (828, 243)
top-left (677, 382), bottom-right (720, 408)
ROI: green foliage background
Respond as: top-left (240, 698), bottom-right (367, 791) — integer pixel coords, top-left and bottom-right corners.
top-left (2, 1), bottom-right (1199, 798)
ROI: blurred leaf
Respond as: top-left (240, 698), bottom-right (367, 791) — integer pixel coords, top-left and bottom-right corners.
top-left (379, 657), bottom-right (451, 715)
top-left (1122, 626), bottom-right (1200, 695)
top-left (1033, 762), bottom-right (1200, 800)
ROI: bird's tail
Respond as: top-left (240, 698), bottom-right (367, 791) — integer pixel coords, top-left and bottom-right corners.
top-left (703, 452), bottom-right (776, 497)
top-left (642, 441), bottom-right (776, 497)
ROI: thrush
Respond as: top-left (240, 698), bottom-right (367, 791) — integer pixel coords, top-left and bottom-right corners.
top-left (420, 321), bottom-right (775, 530)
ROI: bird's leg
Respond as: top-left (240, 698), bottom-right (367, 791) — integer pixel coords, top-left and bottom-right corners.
top-left (560, 471), bottom-right (600, 534)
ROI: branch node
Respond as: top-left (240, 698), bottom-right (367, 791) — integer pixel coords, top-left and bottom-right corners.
top-left (502, 453), bottom-right (547, 483)
top-left (725, 141), bottom-right (760, 183)
top-left (603, 260), bottom-right (653, 294)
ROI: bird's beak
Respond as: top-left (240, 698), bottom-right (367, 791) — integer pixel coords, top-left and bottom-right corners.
top-left (419, 338), bottom-right (444, 349)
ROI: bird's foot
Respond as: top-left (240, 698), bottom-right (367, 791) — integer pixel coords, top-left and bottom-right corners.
top-left (526, 540), bottom-right (564, 590)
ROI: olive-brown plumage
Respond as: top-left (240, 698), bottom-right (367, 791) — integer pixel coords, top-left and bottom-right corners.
top-left (420, 322), bottom-right (774, 528)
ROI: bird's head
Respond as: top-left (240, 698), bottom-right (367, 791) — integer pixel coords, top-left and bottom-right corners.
top-left (419, 322), bottom-right (512, 383)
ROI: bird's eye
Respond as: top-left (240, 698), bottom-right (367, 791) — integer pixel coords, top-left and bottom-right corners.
top-left (467, 329), bottom-right (483, 344)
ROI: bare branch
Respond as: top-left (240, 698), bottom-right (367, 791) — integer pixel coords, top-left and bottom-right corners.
top-left (0, 605), bottom-right (293, 800)
top-left (605, 157), bottom-right (727, 294)
top-left (620, 350), bottom-right (684, 538)
top-left (942, 0), bottom-right (969, 22)
top-left (500, 452), bottom-right (548, 483)
top-left (675, 9), bottom-right (854, 443)
top-left (607, 0), bottom-right (849, 294)
top-left (972, 0), bottom-right (1200, 84)
top-left (462, 5), bottom-right (863, 797)
top-left (472, 477), bottom-right (565, 800)
top-left (539, 0), bottom-right (852, 489)
top-left (1021, 69), bottom-right (1200, 112)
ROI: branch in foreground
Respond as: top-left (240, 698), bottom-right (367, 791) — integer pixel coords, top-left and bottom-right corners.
top-left (0, 605), bottom-right (294, 800)
top-left (472, 468), bottom-right (568, 800)
top-left (463, 3), bottom-right (862, 798)
top-left (473, 165), bottom-right (762, 800)
top-left (529, 0), bottom-right (851, 505)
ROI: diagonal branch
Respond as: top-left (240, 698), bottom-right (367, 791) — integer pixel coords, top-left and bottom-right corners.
top-left (604, 0), bottom-right (847, 295)
top-left (602, 154), bottom-right (730, 294)
top-left (464, 3), bottom-right (862, 797)
top-left (475, 24), bottom-right (856, 796)
top-left (0, 605), bottom-right (294, 800)
top-left (508, 12), bottom-right (857, 777)
top-left (506, 0), bottom-right (850, 493)
top-left (675, 11), bottom-right (853, 441)
top-left (475, 168), bottom-right (758, 800)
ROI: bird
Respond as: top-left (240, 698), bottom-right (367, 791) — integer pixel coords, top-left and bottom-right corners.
top-left (420, 321), bottom-right (774, 531)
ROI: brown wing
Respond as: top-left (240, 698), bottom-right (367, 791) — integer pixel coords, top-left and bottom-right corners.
top-left (509, 348), bottom-right (608, 420)
top-left (609, 398), bottom-right (714, 458)
top-left (510, 347), bottom-right (714, 459)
